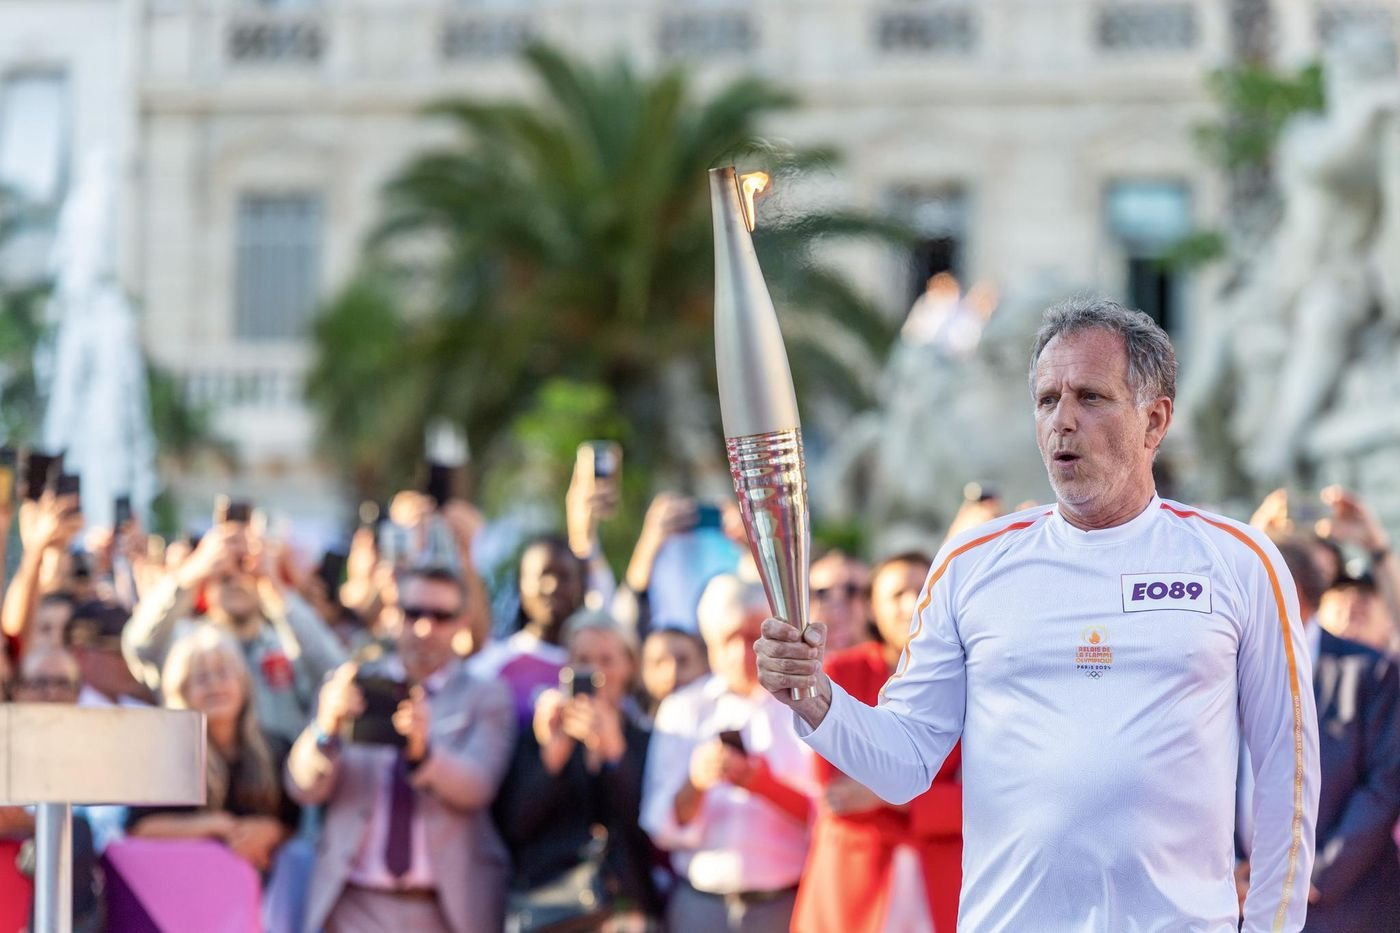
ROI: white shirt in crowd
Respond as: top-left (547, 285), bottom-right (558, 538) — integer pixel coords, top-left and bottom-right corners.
top-left (801, 496), bottom-right (1320, 932)
top-left (642, 673), bottom-right (816, 895)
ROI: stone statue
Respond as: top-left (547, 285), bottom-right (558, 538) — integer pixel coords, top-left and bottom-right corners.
top-left (1177, 28), bottom-right (1400, 494)
top-left (817, 282), bottom-right (1052, 555)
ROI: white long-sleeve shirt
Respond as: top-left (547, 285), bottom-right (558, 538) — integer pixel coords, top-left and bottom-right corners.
top-left (641, 674), bottom-right (816, 894)
top-left (800, 496), bottom-right (1320, 932)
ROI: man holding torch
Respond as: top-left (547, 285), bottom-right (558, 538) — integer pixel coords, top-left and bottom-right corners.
top-left (752, 298), bottom-right (1320, 931)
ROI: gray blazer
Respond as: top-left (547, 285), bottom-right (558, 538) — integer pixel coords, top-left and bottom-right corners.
top-left (286, 662), bottom-right (516, 933)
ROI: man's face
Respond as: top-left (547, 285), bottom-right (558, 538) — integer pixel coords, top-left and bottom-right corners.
top-left (1319, 585), bottom-right (1392, 652)
top-left (810, 556), bottom-right (871, 650)
top-left (14, 650), bottom-right (81, 704)
top-left (641, 630), bottom-right (708, 704)
top-left (518, 544), bottom-right (585, 632)
top-left (871, 560), bottom-right (928, 653)
top-left (32, 600), bottom-right (74, 653)
top-left (1033, 328), bottom-right (1168, 517)
top-left (395, 577), bottom-right (466, 682)
top-left (707, 609), bottom-right (764, 695)
top-left (208, 570), bottom-right (260, 623)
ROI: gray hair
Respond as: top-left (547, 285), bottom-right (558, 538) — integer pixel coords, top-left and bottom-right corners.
top-left (560, 608), bottom-right (639, 661)
top-left (696, 574), bottom-right (769, 646)
top-left (1027, 296), bottom-right (1178, 407)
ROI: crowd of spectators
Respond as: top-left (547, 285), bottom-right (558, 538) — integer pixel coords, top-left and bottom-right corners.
top-left (0, 453), bottom-right (1396, 932)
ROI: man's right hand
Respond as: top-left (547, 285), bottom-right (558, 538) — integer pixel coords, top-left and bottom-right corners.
top-left (754, 617), bottom-right (833, 729)
top-left (315, 663), bottom-right (364, 738)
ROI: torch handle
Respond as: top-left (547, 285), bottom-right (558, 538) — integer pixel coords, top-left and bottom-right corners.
top-left (726, 429), bottom-right (813, 706)
top-left (789, 620), bottom-right (817, 701)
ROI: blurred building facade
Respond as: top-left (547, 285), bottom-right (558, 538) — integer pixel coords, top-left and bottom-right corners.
top-left (0, 0), bottom-right (135, 283)
top-left (6, 0), bottom-right (1400, 526)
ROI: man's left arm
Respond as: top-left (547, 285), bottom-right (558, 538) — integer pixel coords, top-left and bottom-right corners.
top-left (1237, 530), bottom-right (1321, 933)
top-left (1309, 656), bottom-right (1400, 904)
top-left (409, 676), bottom-right (516, 812)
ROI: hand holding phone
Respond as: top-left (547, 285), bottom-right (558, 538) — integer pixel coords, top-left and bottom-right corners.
top-left (215, 495), bottom-right (253, 525)
top-left (21, 451), bottom-right (59, 502)
top-left (559, 665), bottom-right (602, 699)
top-left (718, 729), bottom-right (747, 755)
top-left (343, 674), bottom-right (410, 747)
top-left (424, 462), bottom-right (456, 508)
top-left (576, 442), bottom-right (622, 518)
top-left (114, 495), bottom-right (133, 529)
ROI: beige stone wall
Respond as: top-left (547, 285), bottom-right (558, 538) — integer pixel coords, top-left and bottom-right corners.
top-left (121, 0), bottom-right (1400, 519)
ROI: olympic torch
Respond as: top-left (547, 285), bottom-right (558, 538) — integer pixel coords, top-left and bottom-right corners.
top-left (710, 166), bottom-right (815, 701)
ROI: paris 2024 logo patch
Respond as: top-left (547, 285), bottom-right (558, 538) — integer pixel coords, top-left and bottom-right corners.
top-left (1075, 626), bottom-right (1113, 679)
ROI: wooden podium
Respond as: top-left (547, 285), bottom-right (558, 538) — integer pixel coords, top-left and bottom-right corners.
top-left (0, 704), bottom-right (205, 932)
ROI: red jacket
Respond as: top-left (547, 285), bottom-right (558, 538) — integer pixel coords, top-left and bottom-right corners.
top-left (793, 641), bottom-right (962, 933)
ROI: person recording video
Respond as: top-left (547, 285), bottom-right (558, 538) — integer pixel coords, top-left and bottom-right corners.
top-left (122, 497), bottom-right (346, 742)
top-left (1, 457), bottom-right (85, 654)
top-left (494, 610), bottom-right (661, 930)
top-left (287, 566), bottom-right (515, 933)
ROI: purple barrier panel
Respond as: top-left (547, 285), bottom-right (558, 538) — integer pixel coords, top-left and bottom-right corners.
top-left (103, 839), bottom-right (260, 933)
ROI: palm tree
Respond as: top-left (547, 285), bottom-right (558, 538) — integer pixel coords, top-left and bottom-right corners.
top-left (308, 43), bottom-right (906, 503)
top-left (0, 186), bottom-right (53, 442)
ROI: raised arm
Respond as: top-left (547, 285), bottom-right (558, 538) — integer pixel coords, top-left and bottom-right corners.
top-left (123, 526), bottom-right (240, 688)
top-left (2, 494), bottom-right (83, 648)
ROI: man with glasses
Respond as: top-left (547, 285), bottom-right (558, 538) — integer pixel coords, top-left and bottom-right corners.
top-left (809, 551), bottom-right (872, 651)
top-left (288, 566), bottom-right (515, 933)
top-left (10, 644), bottom-right (82, 704)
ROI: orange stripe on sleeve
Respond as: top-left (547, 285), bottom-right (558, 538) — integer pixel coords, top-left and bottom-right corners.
top-left (879, 516), bottom-right (1043, 702)
top-left (1159, 503), bottom-right (1306, 932)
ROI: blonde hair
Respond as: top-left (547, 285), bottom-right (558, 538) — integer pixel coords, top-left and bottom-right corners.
top-left (161, 626), bottom-right (280, 816)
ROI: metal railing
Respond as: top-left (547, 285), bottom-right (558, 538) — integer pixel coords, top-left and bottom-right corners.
top-left (1095, 2), bottom-right (1199, 51)
top-left (657, 9), bottom-right (757, 58)
top-left (176, 361), bottom-right (305, 409)
top-left (874, 5), bottom-right (978, 55)
top-left (226, 13), bottom-right (324, 64)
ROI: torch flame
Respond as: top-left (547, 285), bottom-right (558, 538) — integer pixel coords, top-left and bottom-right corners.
top-left (739, 171), bottom-right (770, 232)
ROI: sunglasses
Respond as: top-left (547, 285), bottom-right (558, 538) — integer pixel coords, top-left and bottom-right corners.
top-left (18, 677), bottom-right (80, 692)
top-left (813, 583), bottom-right (867, 602)
top-left (400, 605), bottom-right (460, 624)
